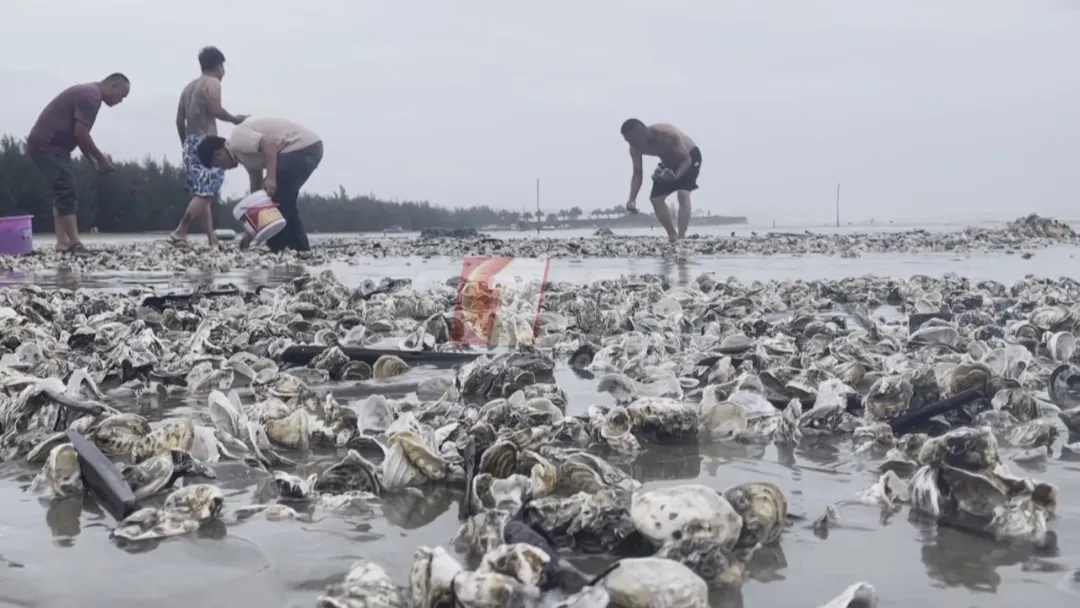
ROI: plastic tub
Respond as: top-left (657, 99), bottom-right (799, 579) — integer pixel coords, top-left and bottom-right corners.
top-left (0, 215), bottom-right (34, 256)
top-left (232, 191), bottom-right (286, 245)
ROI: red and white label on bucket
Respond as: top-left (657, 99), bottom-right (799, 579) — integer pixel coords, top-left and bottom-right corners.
top-left (451, 257), bottom-right (551, 348)
top-left (254, 207), bottom-right (281, 230)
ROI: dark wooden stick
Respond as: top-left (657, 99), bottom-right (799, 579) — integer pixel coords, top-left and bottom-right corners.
top-left (140, 289), bottom-right (242, 309)
top-left (66, 429), bottom-right (138, 521)
top-left (887, 388), bottom-right (983, 435)
top-left (280, 345), bottom-right (482, 367)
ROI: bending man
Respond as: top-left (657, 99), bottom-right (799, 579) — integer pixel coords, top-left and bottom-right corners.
top-left (170, 46), bottom-right (247, 248)
top-left (196, 117), bottom-right (323, 253)
top-left (26, 73), bottom-right (130, 255)
top-left (621, 118), bottom-right (702, 243)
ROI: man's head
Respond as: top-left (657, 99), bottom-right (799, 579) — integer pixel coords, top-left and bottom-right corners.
top-left (620, 118), bottom-right (648, 147)
top-left (99, 73), bottom-right (130, 107)
top-left (196, 136), bottom-right (237, 169)
top-left (199, 46), bottom-right (226, 78)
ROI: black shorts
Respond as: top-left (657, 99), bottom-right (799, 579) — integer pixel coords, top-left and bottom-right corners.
top-left (31, 153), bottom-right (78, 217)
top-left (649, 147), bottom-right (702, 200)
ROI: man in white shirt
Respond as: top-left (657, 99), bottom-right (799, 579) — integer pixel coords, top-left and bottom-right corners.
top-left (196, 117), bottom-right (323, 252)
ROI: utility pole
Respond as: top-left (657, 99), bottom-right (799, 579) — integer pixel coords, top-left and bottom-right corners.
top-left (535, 178), bottom-right (541, 235)
top-left (835, 182), bottom-right (841, 228)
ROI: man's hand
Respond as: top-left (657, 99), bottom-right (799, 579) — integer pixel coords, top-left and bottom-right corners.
top-left (626, 200), bottom-right (639, 215)
top-left (653, 165), bottom-right (676, 182)
top-left (95, 156), bottom-right (116, 174)
top-left (232, 114), bottom-right (249, 125)
top-left (263, 176), bottom-right (277, 197)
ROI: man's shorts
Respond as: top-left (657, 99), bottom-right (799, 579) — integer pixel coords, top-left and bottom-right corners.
top-left (650, 146), bottom-right (703, 200)
top-left (183, 133), bottom-right (225, 198)
top-left (30, 153), bottom-right (78, 217)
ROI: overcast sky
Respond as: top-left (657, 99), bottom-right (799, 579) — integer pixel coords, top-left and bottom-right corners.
top-left (1, 0), bottom-right (1077, 225)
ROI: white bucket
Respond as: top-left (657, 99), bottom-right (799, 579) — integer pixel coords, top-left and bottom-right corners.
top-left (233, 190), bottom-right (286, 245)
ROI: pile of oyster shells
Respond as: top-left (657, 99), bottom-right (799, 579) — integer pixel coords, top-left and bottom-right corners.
top-left (5, 267), bottom-right (1080, 606)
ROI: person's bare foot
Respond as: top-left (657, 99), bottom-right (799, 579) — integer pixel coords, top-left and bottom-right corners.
top-left (207, 238), bottom-right (220, 248)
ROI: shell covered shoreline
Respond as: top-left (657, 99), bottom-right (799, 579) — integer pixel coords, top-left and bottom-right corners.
top-left (1, 256), bottom-right (1079, 605)
top-left (0, 213), bottom-right (1075, 275)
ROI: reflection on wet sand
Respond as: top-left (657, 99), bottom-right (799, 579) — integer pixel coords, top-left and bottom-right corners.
top-left (1, 262), bottom-right (310, 293)
top-left (45, 496), bottom-right (82, 540)
top-left (745, 544), bottom-right (788, 584)
top-left (916, 519), bottom-right (1028, 593)
top-left (626, 445), bottom-right (703, 483)
top-left (658, 255), bottom-right (693, 288)
top-left (1060, 569), bottom-right (1080, 597)
top-left (913, 514), bottom-right (1064, 594)
top-left (700, 440), bottom-right (770, 471)
top-left (382, 486), bottom-right (460, 530)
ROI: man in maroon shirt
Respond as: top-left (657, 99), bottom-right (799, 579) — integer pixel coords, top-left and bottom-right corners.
top-left (27, 73), bottom-right (130, 255)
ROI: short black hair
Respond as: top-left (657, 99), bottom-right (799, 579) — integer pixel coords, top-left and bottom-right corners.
top-left (196, 135), bottom-right (227, 167)
top-left (198, 46), bottom-right (226, 72)
top-left (102, 73), bottom-right (129, 85)
top-left (620, 118), bottom-right (646, 135)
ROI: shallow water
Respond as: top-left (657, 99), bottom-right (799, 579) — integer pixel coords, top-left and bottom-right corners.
top-left (4, 241), bottom-right (1079, 294)
top-left (1, 246), bottom-right (1080, 607)
top-left (1, 366), bottom-right (1078, 607)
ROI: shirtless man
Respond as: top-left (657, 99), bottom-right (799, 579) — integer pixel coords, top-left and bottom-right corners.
top-left (621, 118), bottom-right (702, 243)
top-left (26, 73), bottom-right (130, 255)
top-left (169, 46), bottom-right (247, 248)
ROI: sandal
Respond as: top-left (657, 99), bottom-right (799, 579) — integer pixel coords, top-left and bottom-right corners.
top-left (68, 243), bottom-right (94, 257)
top-left (167, 233), bottom-right (188, 248)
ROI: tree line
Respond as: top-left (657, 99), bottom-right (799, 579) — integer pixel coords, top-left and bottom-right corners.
top-left (0, 135), bottom-right (628, 234)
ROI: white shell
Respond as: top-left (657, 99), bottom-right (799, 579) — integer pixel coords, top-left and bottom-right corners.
top-left (630, 483), bottom-right (743, 550)
top-left (602, 557), bottom-right (709, 608)
top-left (476, 543), bottom-right (551, 587)
top-left (316, 559), bottom-right (408, 608)
top-left (355, 394), bottom-right (397, 433)
top-left (409, 546), bottom-right (463, 608)
top-left (1048, 331), bottom-right (1076, 363)
top-left (818, 581), bottom-right (877, 607)
top-left (698, 401), bottom-right (748, 442)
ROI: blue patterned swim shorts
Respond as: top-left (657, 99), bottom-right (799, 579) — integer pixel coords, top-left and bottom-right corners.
top-left (183, 133), bottom-right (225, 198)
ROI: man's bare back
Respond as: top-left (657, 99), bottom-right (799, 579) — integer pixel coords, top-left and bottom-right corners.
top-left (629, 123), bottom-right (697, 168)
top-left (178, 75), bottom-right (219, 138)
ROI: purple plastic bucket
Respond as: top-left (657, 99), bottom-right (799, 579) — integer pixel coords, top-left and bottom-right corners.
top-left (0, 215), bottom-right (34, 256)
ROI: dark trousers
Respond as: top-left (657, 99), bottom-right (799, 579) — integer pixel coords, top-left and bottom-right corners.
top-left (267, 141), bottom-right (323, 253)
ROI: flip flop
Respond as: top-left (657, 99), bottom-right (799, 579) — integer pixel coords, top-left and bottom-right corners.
top-left (167, 234), bottom-right (189, 248)
top-left (68, 243), bottom-right (94, 257)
